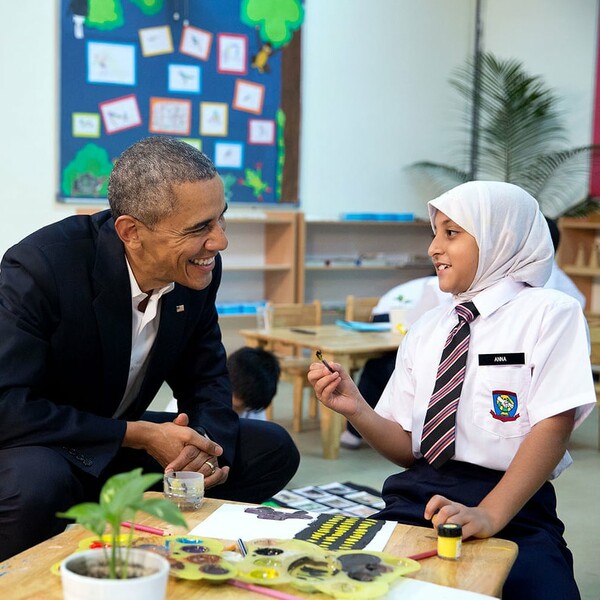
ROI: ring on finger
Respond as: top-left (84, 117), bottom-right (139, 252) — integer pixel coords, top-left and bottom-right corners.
top-left (205, 460), bottom-right (216, 475)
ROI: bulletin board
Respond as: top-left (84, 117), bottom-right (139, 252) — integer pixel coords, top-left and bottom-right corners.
top-left (58, 0), bottom-right (303, 205)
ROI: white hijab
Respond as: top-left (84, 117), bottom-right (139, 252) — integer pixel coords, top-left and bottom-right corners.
top-left (428, 181), bottom-right (554, 302)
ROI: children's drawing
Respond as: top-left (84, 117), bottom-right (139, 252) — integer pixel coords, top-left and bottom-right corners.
top-left (248, 119), bottom-right (275, 145)
top-left (233, 80), bottom-right (264, 114)
top-left (149, 98), bottom-right (191, 135)
top-left (139, 25), bottom-right (174, 56)
top-left (200, 102), bottom-right (228, 136)
top-left (241, 0), bottom-right (304, 48)
top-left (238, 163), bottom-right (271, 200)
top-left (215, 142), bottom-right (244, 169)
top-left (99, 94), bottom-right (142, 134)
top-left (179, 25), bottom-right (212, 60)
top-left (168, 64), bottom-right (201, 93)
top-left (69, 0), bottom-right (88, 39)
top-left (72, 112), bottom-right (101, 138)
top-left (61, 142), bottom-right (113, 198)
top-left (241, 0), bottom-right (304, 74)
top-left (189, 503), bottom-right (396, 552)
top-left (220, 173), bottom-right (237, 202)
top-left (87, 41), bottom-right (136, 85)
top-left (217, 33), bottom-right (247, 74)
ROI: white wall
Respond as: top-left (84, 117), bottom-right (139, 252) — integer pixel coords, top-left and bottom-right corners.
top-left (299, 0), bottom-right (599, 219)
top-left (0, 1), bottom-right (597, 255)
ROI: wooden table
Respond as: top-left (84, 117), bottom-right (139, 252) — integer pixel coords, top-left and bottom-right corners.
top-left (0, 496), bottom-right (517, 599)
top-left (239, 324), bottom-right (403, 459)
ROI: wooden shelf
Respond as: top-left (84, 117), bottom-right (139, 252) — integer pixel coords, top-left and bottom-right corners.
top-left (218, 210), bottom-right (299, 305)
top-left (557, 216), bottom-right (600, 308)
top-left (298, 215), bottom-right (434, 304)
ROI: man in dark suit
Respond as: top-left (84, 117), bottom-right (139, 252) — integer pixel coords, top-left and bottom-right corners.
top-left (0, 137), bottom-right (300, 561)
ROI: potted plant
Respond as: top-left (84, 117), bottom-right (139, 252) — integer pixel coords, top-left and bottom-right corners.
top-left (57, 468), bottom-right (188, 600)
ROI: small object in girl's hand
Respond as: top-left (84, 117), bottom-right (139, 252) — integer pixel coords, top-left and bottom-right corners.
top-left (316, 350), bottom-right (335, 373)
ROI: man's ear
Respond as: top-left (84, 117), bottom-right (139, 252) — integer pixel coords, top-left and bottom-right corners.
top-left (114, 215), bottom-right (142, 248)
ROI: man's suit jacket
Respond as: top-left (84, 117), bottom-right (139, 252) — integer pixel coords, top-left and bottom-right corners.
top-left (0, 210), bottom-right (238, 477)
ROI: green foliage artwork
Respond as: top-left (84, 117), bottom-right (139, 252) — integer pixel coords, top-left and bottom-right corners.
top-left (275, 108), bottom-right (285, 200)
top-left (85, 0), bottom-right (164, 30)
top-left (62, 143), bottom-right (113, 198)
top-left (241, 0), bottom-right (303, 47)
top-left (239, 164), bottom-right (271, 200)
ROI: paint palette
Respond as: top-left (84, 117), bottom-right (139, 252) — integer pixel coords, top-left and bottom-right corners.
top-left (234, 539), bottom-right (420, 599)
top-left (165, 535), bottom-right (237, 581)
top-left (54, 535), bottom-right (420, 599)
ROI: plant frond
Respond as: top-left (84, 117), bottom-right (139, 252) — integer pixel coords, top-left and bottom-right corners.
top-left (410, 161), bottom-right (470, 195)
top-left (414, 51), bottom-right (596, 216)
top-left (529, 146), bottom-right (600, 217)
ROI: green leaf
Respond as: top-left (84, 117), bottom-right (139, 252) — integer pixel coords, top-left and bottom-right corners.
top-left (137, 497), bottom-right (188, 528)
top-left (101, 470), bottom-right (162, 521)
top-left (57, 503), bottom-right (107, 538)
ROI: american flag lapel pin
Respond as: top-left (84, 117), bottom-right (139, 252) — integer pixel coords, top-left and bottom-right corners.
top-left (176, 304), bottom-right (185, 313)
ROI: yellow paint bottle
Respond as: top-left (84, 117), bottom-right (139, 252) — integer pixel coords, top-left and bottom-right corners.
top-left (437, 523), bottom-right (462, 560)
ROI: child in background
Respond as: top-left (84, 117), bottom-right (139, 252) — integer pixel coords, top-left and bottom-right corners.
top-left (228, 347), bottom-right (280, 419)
top-left (167, 347), bottom-right (280, 419)
top-left (309, 181), bottom-right (595, 599)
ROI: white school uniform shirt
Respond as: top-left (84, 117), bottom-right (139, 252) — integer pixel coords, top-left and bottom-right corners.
top-left (375, 278), bottom-right (596, 479)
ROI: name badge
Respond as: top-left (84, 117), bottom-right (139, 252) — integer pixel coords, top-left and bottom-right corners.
top-left (478, 353), bottom-right (525, 366)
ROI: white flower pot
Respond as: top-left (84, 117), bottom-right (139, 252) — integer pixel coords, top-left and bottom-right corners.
top-left (60, 548), bottom-right (170, 600)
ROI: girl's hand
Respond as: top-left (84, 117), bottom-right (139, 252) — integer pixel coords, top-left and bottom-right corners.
top-left (307, 362), bottom-right (361, 417)
top-left (424, 494), bottom-right (498, 539)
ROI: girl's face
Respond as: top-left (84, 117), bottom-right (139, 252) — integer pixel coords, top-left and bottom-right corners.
top-left (428, 210), bottom-right (479, 295)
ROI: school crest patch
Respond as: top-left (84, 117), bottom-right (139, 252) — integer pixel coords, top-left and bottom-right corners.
top-left (490, 390), bottom-right (520, 422)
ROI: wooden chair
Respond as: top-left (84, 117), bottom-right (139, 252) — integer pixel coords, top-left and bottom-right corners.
top-left (345, 295), bottom-right (380, 323)
top-left (345, 296), bottom-right (380, 378)
top-left (264, 300), bottom-right (322, 432)
top-left (586, 314), bottom-right (600, 450)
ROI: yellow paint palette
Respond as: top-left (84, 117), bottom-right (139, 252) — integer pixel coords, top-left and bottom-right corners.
top-left (53, 535), bottom-right (420, 598)
top-left (234, 539), bottom-right (420, 598)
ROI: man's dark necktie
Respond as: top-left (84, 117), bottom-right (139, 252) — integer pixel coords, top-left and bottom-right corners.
top-left (420, 301), bottom-right (479, 469)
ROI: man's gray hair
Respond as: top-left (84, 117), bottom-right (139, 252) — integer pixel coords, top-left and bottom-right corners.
top-left (108, 137), bottom-right (217, 227)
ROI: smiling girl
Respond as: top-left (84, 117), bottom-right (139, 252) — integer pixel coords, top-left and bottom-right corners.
top-left (308, 181), bottom-right (595, 599)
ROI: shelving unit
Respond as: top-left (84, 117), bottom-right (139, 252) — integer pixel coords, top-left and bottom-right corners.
top-left (557, 216), bottom-right (600, 310)
top-left (297, 215), bottom-right (434, 312)
top-left (217, 210), bottom-right (298, 310)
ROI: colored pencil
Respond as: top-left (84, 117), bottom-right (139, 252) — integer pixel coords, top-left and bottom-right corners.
top-left (408, 549), bottom-right (438, 560)
top-left (228, 579), bottom-right (305, 600)
top-left (121, 521), bottom-right (168, 536)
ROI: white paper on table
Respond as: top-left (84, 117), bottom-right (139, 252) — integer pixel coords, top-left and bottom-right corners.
top-left (384, 578), bottom-right (494, 599)
top-left (189, 503), bottom-right (396, 551)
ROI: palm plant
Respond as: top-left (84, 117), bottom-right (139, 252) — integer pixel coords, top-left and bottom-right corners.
top-left (412, 52), bottom-right (600, 218)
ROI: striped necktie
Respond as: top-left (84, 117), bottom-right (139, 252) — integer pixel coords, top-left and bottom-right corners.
top-left (420, 301), bottom-right (479, 469)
